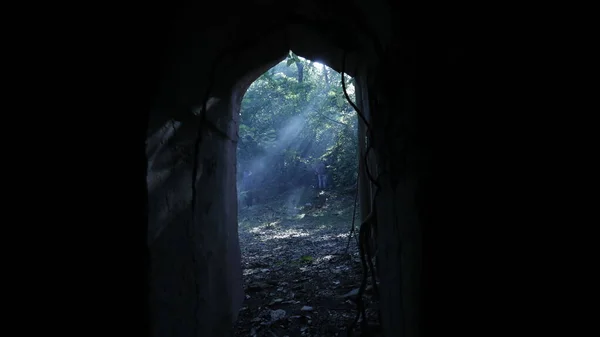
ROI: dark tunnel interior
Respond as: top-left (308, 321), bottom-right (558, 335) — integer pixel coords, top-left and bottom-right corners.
top-left (31, 1), bottom-right (539, 337)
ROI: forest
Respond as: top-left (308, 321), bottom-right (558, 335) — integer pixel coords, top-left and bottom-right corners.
top-left (237, 52), bottom-right (358, 207)
top-left (234, 54), bottom-right (377, 337)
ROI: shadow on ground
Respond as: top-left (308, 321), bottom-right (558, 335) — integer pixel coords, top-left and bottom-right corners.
top-left (234, 189), bottom-right (379, 337)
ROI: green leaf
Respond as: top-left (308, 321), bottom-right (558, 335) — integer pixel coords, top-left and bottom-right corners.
top-left (336, 95), bottom-right (345, 107)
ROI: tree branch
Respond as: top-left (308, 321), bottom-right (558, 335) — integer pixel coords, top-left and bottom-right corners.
top-left (317, 112), bottom-right (349, 127)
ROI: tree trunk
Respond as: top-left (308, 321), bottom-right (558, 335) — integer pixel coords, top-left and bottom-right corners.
top-left (296, 61), bottom-right (304, 83)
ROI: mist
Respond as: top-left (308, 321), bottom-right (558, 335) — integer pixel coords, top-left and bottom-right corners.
top-left (236, 52), bottom-right (358, 212)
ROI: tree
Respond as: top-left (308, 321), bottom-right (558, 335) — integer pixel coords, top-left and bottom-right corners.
top-left (238, 52), bottom-right (358, 195)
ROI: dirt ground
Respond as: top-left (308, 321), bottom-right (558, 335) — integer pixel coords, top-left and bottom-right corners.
top-left (234, 189), bottom-right (380, 337)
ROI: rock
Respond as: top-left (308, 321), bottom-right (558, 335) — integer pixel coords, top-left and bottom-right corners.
top-left (270, 309), bottom-right (286, 322)
top-left (248, 282), bottom-right (270, 291)
top-left (301, 305), bottom-right (313, 311)
top-left (341, 288), bottom-right (359, 299)
top-left (268, 298), bottom-right (283, 305)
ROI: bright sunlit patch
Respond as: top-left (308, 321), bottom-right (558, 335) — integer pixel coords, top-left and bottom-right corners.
top-left (309, 233), bottom-right (349, 242)
top-left (248, 220), bottom-right (282, 234)
top-left (313, 62), bottom-right (324, 70)
top-left (243, 268), bottom-right (258, 276)
top-left (267, 228), bottom-right (310, 240)
top-left (314, 255), bottom-right (335, 263)
top-left (249, 227), bottom-right (310, 241)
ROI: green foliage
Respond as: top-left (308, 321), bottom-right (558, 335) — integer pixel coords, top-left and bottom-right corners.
top-left (238, 52), bottom-right (358, 192)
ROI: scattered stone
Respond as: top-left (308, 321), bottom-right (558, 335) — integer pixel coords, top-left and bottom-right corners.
top-left (270, 309), bottom-right (286, 322)
top-left (235, 191), bottom-right (370, 336)
top-left (268, 298), bottom-right (283, 305)
top-left (341, 288), bottom-right (359, 299)
top-left (248, 282), bottom-right (270, 291)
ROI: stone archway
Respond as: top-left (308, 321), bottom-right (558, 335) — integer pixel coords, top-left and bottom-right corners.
top-left (146, 22), bottom-right (380, 336)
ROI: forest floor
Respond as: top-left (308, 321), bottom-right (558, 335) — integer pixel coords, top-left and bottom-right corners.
top-left (234, 187), bottom-right (380, 337)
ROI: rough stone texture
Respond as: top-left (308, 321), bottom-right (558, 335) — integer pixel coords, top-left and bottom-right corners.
top-left (145, 29), bottom-right (291, 337)
top-left (146, 5), bottom-right (386, 337)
